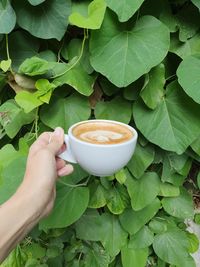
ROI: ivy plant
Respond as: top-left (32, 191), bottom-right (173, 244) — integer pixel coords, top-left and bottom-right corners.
top-left (0, 0), bottom-right (200, 266)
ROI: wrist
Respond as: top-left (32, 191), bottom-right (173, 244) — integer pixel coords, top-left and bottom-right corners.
top-left (13, 184), bottom-right (42, 224)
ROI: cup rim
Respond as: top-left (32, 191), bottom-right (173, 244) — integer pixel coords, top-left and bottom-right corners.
top-left (68, 119), bottom-right (138, 147)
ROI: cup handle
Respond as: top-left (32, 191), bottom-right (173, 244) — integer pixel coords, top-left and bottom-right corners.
top-left (58, 134), bottom-right (77, 163)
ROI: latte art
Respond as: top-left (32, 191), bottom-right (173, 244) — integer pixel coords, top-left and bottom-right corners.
top-left (72, 121), bottom-right (133, 145)
top-left (80, 130), bottom-right (124, 143)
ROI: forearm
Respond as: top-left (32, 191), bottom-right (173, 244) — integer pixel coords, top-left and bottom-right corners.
top-left (0, 190), bottom-right (40, 263)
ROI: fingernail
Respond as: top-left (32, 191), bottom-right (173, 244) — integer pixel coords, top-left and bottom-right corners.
top-left (54, 127), bottom-right (62, 136)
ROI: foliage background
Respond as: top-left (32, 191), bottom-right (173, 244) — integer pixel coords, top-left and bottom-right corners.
top-left (0, 0), bottom-right (200, 266)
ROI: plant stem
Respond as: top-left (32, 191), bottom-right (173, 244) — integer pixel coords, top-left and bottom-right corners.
top-left (51, 28), bottom-right (88, 79)
top-left (57, 175), bottom-right (91, 188)
top-left (5, 34), bottom-right (13, 74)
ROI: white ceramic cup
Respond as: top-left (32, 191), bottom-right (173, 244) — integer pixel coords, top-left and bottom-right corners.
top-left (58, 120), bottom-right (138, 177)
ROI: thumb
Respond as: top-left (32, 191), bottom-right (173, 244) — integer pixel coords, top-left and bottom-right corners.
top-left (48, 127), bottom-right (65, 155)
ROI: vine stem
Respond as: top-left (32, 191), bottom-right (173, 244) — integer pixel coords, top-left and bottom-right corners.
top-left (5, 34), bottom-right (13, 74)
top-left (57, 175), bottom-right (91, 188)
top-left (51, 28), bottom-right (88, 79)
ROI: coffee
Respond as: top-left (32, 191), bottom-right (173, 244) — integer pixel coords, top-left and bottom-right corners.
top-left (72, 121), bottom-right (133, 145)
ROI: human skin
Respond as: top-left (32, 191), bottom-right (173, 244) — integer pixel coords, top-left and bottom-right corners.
top-left (0, 127), bottom-right (73, 263)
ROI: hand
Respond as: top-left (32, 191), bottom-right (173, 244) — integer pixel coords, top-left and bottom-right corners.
top-left (17, 127), bottom-right (74, 220)
top-left (0, 127), bottom-right (74, 263)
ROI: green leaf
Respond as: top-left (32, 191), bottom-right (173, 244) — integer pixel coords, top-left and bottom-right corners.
top-left (84, 243), bottom-right (110, 267)
top-left (161, 152), bottom-right (187, 186)
top-left (88, 181), bottom-right (107, 208)
top-left (0, 59), bottom-right (11, 72)
top-left (106, 0), bottom-right (144, 22)
top-left (0, 0), bottom-right (16, 34)
top-left (75, 209), bottom-right (104, 241)
top-left (177, 55), bottom-right (200, 104)
top-left (119, 198), bottom-right (161, 235)
top-left (128, 226), bottom-right (154, 249)
top-left (140, 64), bottom-right (165, 110)
top-left (0, 144), bottom-right (24, 170)
top-left (35, 79), bottom-right (55, 103)
top-left (40, 93), bottom-right (91, 132)
top-left (15, 91), bottom-right (43, 113)
top-left (186, 232), bottom-right (199, 253)
top-left (1, 245), bottom-right (28, 267)
top-left (134, 81), bottom-right (200, 154)
top-left (0, 156), bottom-right (27, 204)
top-left (3, 31), bottom-right (39, 71)
top-left (194, 213), bottom-right (200, 224)
top-left (159, 182), bottom-right (180, 197)
top-left (125, 172), bottom-right (160, 210)
top-left (127, 143), bottom-right (155, 178)
top-left (176, 4), bottom-right (200, 42)
top-left (39, 185), bottom-right (89, 229)
top-left (162, 188), bottom-right (194, 219)
top-left (69, 0), bottom-right (106, 29)
top-left (121, 246), bottom-right (148, 267)
top-left (16, 80), bottom-right (53, 109)
top-left (23, 242), bottom-right (46, 259)
top-left (101, 213), bottom-right (128, 257)
top-left (191, 0), bottom-right (200, 9)
top-left (106, 184), bottom-right (127, 215)
top-left (90, 11), bottom-right (169, 87)
top-left (28, 0), bottom-right (46, 5)
top-left (115, 169), bottom-right (127, 184)
top-left (191, 135), bottom-right (200, 156)
top-left (0, 100), bottom-right (35, 138)
top-left (168, 152), bottom-right (192, 176)
top-left (148, 218), bottom-right (168, 234)
top-left (66, 38), bottom-right (93, 74)
top-left (95, 96), bottom-right (132, 124)
top-left (19, 57), bottom-right (50, 76)
top-left (153, 227), bottom-right (195, 266)
top-left (170, 32), bottom-right (200, 59)
top-left (13, 0), bottom-right (71, 40)
top-left (53, 64), bottom-right (95, 96)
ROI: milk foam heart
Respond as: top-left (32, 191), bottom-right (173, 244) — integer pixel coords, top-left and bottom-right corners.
top-left (80, 130), bottom-right (123, 143)
top-left (72, 121), bottom-right (133, 145)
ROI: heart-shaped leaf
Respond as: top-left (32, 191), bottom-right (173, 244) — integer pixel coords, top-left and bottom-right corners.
top-left (121, 246), bottom-right (148, 267)
top-left (95, 96), bottom-right (132, 124)
top-left (153, 227), bottom-right (195, 266)
top-left (28, 0), bottom-right (45, 5)
top-left (40, 93), bottom-right (91, 132)
top-left (128, 226), bottom-right (154, 249)
top-left (106, 0), bottom-right (145, 22)
top-left (0, 0), bottom-right (16, 34)
top-left (69, 0), bottom-right (106, 29)
top-left (140, 64), bottom-right (165, 110)
top-left (191, 0), bottom-right (200, 9)
top-left (40, 185), bottom-right (89, 229)
top-left (127, 143), bottom-right (155, 178)
top-left (119, 198), bottom-right (161, 235)
top-left (177, 55), bottom-right (200, 104)
top-left (134, 81), bottom-right (200, 154)
top-left (162, 188), bottom-right (194, 219)
top-left (0, 59), bottom-right (11, 72)
top-left (13, 0), bottom-right (71, 40)
top-left (0, 100), bottom-right (35, 138)
top-left (90, 11), bottom-right (170, 87)
top-left (125, 172), bottom-right (160, 210)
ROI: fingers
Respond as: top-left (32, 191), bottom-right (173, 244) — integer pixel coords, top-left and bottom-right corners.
top-left (57, 164), bottom-right (74, 177)
top-left (57, 143), bottom-right (66, 156)
top-left (47, 127), bottom-right (65, 155)
top-left (56, 158), bottom-right (66, 170)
